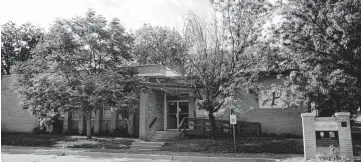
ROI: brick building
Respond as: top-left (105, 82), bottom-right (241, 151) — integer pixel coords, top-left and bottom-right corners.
top-left (2, 64), bottom-right (303, 139)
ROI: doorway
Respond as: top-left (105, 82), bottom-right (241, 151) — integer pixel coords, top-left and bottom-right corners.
top-left (167, 101), bottom-right (189, 129)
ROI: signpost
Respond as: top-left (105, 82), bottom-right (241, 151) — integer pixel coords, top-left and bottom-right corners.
top-left (230, 114), bottom-right (237, 152)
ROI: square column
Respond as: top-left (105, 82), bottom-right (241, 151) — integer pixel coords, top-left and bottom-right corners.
top-left (139, 90), bottom-right (149, 140)
top-left (301, 112), bottom-right (316, 160)
top-left (78, 110), bottom-right (86, 135)
top-left (63, 112), bottom-right (70, 133)
top-left (335, 112), bottom-right (354, 161)
top-left (110, 111), bottom-right (118, 131)
top-left (188, 93), bottom-right (195, 130)
top-left (94, 109), bottom-right (102, 134)
top-left (164, 92), bottom-right (167, 130)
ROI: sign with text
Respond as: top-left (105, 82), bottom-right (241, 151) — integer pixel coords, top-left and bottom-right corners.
top-left (315, 121), bottom-right (338, 131)
top-left (230, 115), bottom-right (237, 124)
top-left (316, 131), bottom-right (339, 146)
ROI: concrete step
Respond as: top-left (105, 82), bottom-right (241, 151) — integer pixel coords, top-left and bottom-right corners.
top-left (130, 141), bottom-right (166, 151)
top-left (153, 134), bottom-right (178, 138)
top-left (153, 133), bottom-right (178, 137)
top-left (150, 138), bottom-right (177, 142)
top-left (132, 141), bottom-right (166, 146)
top-left (130, 145), bottom-right (162, 150)
top-left (155, 130), bottom-right (178, 134)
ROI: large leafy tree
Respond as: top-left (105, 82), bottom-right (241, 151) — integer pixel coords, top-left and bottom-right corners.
top-left (272, 0), bottom-right (361, 116)
top-left (133, 24), bottom-right (188, 74)
top-left (12, 9), bottom-right (143, 138)
top-left (183, 0), bottom-right (271, 139)
top-left (1, 22), bottom-right (43, 75)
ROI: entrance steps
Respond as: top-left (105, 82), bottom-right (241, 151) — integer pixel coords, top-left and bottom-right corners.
top-left (130, 141), bottom-right (166, 151)
top-left (150, 130), bottom-right (179, 142)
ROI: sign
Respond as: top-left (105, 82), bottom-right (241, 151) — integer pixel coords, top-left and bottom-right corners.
top-left (315, 121), bottom-right (338, 131)
top-left (316, 131), bottom-right (339, 146)
top-left (230, 115), bottom-right (237, 124)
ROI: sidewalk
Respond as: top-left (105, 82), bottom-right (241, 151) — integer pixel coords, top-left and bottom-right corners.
top-left (1, 145), bottom-right (283, 162)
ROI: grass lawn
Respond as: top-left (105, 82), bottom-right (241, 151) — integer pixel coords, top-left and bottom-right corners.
top-left (161, 137), bottom-right (304, 154)
top-left (1, 132), bottom-right (134, 149)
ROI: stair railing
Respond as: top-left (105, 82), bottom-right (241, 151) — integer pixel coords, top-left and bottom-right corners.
top-left (178, 117), bottom-right (188, 140)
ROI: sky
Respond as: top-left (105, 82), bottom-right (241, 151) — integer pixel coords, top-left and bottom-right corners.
top-left (0, 0), bottom-right (213, 32)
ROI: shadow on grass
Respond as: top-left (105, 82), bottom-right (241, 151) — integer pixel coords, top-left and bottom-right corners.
top-left (161, 137), bottom-right (304, 154)
top-left (1, 132), bottom-right (133, 149)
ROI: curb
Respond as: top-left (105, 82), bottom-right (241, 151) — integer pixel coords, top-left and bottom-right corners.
top-left (1, 146), bottom-right (280, 162)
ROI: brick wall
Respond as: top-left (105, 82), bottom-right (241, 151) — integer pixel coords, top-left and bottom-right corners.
top-left (1, 76), bottom-right (39, 132)
top-left (302, 112), bottom-right (354, 161)
top-left (218, 76), bottom-right (303, 136)
top-left (139, 89), bottom-right (164, 140)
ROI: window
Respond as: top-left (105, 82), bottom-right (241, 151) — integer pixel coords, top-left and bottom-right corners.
top-left (71, 111), bottom-right (78, 120)
top-left (103, 107), bottom-right (111, 119)
top-left (259, 90), bottom-right (287, 108)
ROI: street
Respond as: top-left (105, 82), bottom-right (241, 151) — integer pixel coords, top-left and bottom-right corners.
top-left (1, 153), bottom-right (171, 162)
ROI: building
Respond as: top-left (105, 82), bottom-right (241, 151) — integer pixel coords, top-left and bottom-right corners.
top-left (1, 64), bottom-right (303, 139)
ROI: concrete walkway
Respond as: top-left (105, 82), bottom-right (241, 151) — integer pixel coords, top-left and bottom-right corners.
top-left (1, 145), bottom-right (280, 162)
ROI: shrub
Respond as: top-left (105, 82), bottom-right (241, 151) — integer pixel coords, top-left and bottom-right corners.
top-left (314, 145), bottom-right (350, 162)
top-left (63, 128), bottom-right (79, 135)
top-left (32, 126), bottom-right (48, 134)
top-left (111, 128), bottom-right (131, 137)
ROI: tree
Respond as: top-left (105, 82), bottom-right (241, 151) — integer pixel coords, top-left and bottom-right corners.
top-left (272, 0), bottom-right (361, 116)
top-left (1, 22), bottom-right (43, 75)
top-left (12, 9), bottom-right (143, 138)
top-left (133, 24), bottom-right (188, 74)
top-left (183, 0), bottom-right (271, 139)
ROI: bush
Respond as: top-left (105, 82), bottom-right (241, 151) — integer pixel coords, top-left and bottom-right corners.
top-left (32, 126), bottom-right (48, 134)
top-left (314, 145), bottom-right (350, 162)
top-left (261, 132), bottom-right (302, 139)
top-left (111, 128), bottom-right (131, 137)
top-left (63, 128), bottom-right (79, 135)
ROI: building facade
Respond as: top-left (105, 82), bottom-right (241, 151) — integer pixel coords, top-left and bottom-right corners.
top-left (2, 64), bottom-right (303, 139)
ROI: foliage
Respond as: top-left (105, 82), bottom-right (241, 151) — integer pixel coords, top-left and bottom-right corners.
top-left (133, 24), bottom-right (188, 74)
top-left (314, 145), bottom-right (350, 162)
top-left (1, 21), bottom-right (43, 75)
top-left (183, 0), bottom-right (272, 138)
top-left (32, 126), bottom-right (48, 134)
top-left (272, 0), bottom-right (361, 115)
top-left (12, 9), bottom-right (144, 138)
top-left (63, 128), bottom-right (81, 136)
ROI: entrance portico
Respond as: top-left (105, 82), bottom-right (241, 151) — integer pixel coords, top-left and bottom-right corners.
top-left (139, 85), bottom-right (195, 141)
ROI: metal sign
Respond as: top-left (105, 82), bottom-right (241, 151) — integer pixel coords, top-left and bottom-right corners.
top-left (230, 115), bottom-right (237, 124)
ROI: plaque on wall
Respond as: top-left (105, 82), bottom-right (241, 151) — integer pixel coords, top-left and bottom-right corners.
top-left (316, 131), bottom-right (339, 146)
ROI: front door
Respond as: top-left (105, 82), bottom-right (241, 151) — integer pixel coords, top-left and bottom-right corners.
top-left (167, 101), bottom-right (189, 129)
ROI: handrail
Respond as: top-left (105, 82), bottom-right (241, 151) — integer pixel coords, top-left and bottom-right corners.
top-left (149, 117), bottom-right (157, 129)
top-left (178, 117), bottom-right (188, 140)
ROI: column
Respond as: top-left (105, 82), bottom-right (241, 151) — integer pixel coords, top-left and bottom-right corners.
top-left (63, 112), bottom-right (70, 133)
top-left (139, 90), bottom-right (149, 140)
top-left (335, 112), bottom-right (354, 161)
top-left (188, 92), bottom-right (195, 130)
top-left (301, 112), bottom-right (316, 160)
top-left (78, 110), bottom-right (86, 135)
top-left (94, 109), bottom-right (103, 134)
top-left (164, 92), bottom-right (167, 131)
top-left (110, 111), bottom-right (118, 131)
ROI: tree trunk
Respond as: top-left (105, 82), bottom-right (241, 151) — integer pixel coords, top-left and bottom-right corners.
top-left (85, 113), bottom-right (92, 139)
top-left (4, 65), bottom-right (10, 75)
top-left (208, 110), bottom-right (217, 140)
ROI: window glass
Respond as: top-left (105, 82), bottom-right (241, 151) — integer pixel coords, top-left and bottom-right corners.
top-left (71, 111), bottom-right (78, 120)
top-left (103, 108), bottom-right (111, 119)
top-left (169, 102), bottom-right (177, 114)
